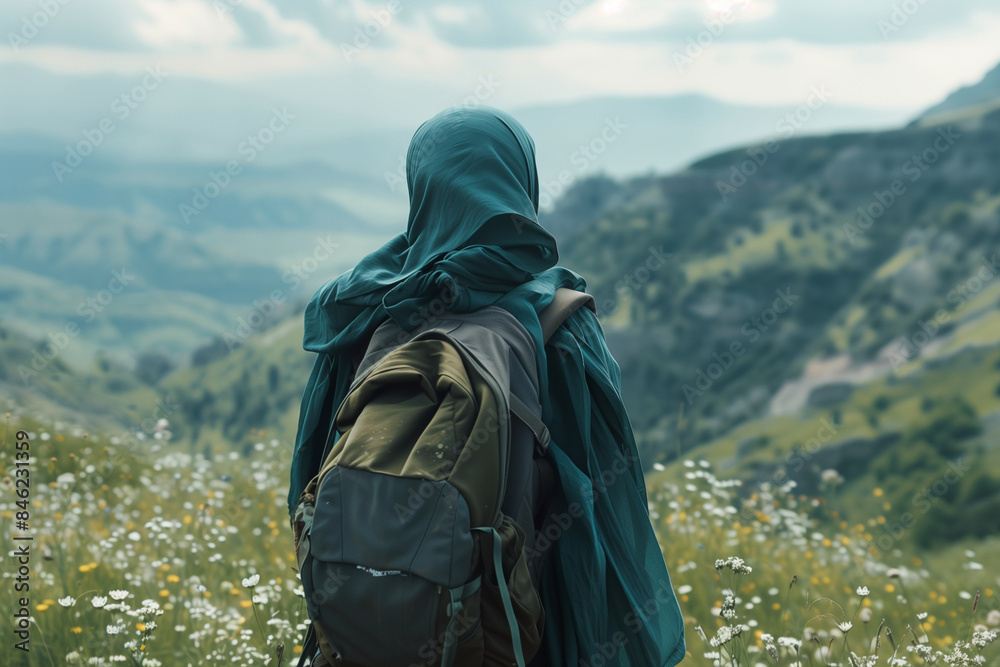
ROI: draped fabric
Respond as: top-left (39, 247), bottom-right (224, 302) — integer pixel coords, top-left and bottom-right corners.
top-left (288, 106), bottom-right (684, 666)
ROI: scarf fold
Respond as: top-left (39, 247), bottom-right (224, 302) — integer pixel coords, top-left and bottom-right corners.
top-left (288, 106), bottom-right (684, 666)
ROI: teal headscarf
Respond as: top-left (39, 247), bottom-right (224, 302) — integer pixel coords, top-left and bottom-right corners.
top-left (289, 106), bottom-right (684, 667)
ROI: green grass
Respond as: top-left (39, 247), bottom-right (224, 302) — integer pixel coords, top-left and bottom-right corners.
top-left (655, 460), bottom-right (1000, 665)
top-left (1, 415), bottom-right (304, 666)
top-left (649, 342), bottom-right (1000, 551)
top-left (3, 412), bottom-right (998, 666)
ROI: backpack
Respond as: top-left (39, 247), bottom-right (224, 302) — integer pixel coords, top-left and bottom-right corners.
top-left (290, 288), bottom-right (596, 667)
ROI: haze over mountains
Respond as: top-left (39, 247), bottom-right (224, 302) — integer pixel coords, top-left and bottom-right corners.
top-left (3, 61), bottom-right (912, 175)
top-left (0, 59), bottom-right (913, 367)
top-left (4, 57), bottom-right (1000, 544)
top-left (918, 60), bottom-right (1000, 125)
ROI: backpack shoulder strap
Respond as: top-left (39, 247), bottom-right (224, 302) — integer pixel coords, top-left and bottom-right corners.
top-left (509, 393), bottom-right (550, 455)
top-left (539, 287), bottom-right (597, 344)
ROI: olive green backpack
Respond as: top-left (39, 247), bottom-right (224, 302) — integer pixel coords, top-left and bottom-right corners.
top-left (291, 289), bottom-right (595, 666)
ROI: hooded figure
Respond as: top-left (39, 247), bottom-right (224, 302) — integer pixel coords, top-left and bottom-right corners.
top-left (289, 106), bottom-right (685, 667)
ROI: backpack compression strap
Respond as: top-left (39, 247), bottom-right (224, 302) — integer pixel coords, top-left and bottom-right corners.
top-left (539, 287), bottom-right (597, 344)
top-left (473, 526), bottom-right (527, 667)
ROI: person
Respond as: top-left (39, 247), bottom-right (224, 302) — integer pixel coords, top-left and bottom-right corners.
top-left (288, 105), bottom-right (685, 666)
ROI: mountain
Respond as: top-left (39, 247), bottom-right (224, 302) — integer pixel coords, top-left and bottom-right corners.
top-left (0, 67), bottom-right (912, 373)
top-left (144, 106), bottom-right (1000, 452)
top-left (103, 64), bottom-right (1000, 548)
top-left (0, 139), bottom-right (397, 232)
top-left (8, 59), bottom-right (1000, 549)
top-left (0, 61), bottom-right (912, 203)
top-left (515, 94), bottom-right (912, 198)
top-left (0, 191), bottom-right (371, 367)
top-left (559, 115), bottom-right (1000, 446)
top-left (0, 140), bottom-right (401, 368)
top-left (916, 61), bottom-right (1000, 126)
top-left (0, 324), bottom-right (165, 435)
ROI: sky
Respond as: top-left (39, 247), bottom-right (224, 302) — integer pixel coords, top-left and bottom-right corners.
top-left (3, 0), bottom-right (1000, 129)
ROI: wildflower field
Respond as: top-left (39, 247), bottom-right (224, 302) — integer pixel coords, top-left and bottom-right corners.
top-left (2, 415), bottom-right (997, 666)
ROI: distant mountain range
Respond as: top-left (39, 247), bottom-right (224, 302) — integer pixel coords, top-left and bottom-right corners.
top-left (1, 60), bottom-right (912, 192)
top-left (0, 62), bottom-right (916, 370)
top-left (4, 57), bottom-right (1000, 546)
top-left (918, 60), bottom-right (1000, 125)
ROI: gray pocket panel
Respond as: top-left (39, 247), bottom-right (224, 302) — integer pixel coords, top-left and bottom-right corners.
top-left (309, 466), bottom-right (475, 588)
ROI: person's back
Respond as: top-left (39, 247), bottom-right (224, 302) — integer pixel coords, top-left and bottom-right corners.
top-left (288, 106), bottom-right (685, 666)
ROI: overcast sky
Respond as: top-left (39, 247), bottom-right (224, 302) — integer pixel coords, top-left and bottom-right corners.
top-left (4, 0), bottom-right (1000, 136)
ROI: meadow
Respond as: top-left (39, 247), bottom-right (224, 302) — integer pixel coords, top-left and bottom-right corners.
top-left (2, 415), bottom-right (997, 666)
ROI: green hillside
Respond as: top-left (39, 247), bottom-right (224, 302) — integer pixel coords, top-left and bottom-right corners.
top-left (7, 68), bottom-right (1000, 555)
top-left (4, 416), bottom-right (998, 666)
top-left (157, 317), bottom-right (313, 454)
top-left (139, 103), bottom-right (1000, 550)
top-left (0, 148), bottom-right (397, 369)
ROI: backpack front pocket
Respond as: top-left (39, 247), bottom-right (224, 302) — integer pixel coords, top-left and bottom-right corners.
top-left (303, 466), bottom-right (482, 666)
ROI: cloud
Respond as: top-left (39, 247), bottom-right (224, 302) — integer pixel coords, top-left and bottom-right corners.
top-left (3, 0), bottom-right (1000, 117)
top-left (712, 0), bottom-right (1000, 44)
top-left (1, 0), bottom-right (330, 53)
top-left (132, 0), bottom-right (239, 49)
top-left (419, 3), bottom-right (553, 48)
top-left (261, 0), bottom-right (558, 50)
top-left (2, 0), bottom-right (151, 51)
top-left (6, 0), bottom-right (1000, 58)
top-left (661, 24), bottom-right (1000, 109)
top-left (264, 0), bottom-right (1000, 51)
